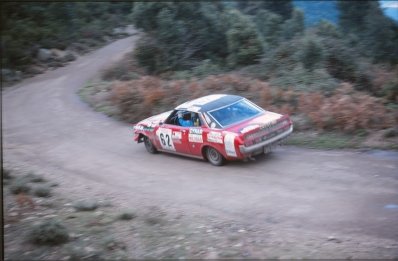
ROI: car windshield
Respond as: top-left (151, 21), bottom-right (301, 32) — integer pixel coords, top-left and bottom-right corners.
top-left (208, 99), bottom-right (263, 127)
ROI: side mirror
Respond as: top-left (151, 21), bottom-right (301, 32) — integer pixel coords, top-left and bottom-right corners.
top-left (159, 121), bottom-right (164, 126)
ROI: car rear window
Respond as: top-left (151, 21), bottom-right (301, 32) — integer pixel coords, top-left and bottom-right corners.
top-left (208, 99), bottom-right (263, 127)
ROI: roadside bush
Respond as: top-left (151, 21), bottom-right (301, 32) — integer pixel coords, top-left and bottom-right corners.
top-left (110, 76), bottom-right (168, 122)
top-left (103, 236), bottom-right (127, 251)
top-left (381, 80), bottom-right (398, 102)
top-left (3, 168), bottom-right (13, 179)
top-left (224, 9), bottom-right (263, 67)
top-left (24, 172), bottom-right (46, 183)
top-left (134, 35), bottom-right (165, 74)
top-left (28, 219), bottom-right (69, 245)
top-left (298, 83), bottom-right (394, 132)
top-left (73, 200), bottom-right (99, 211)
top-left (33, 185), bottom-right (52, 197)
top-left (117, 211), bottom-right (137, 221)
top-left (9, 179), bottom-right (31, 194)
top-left (108, 73), bottom-right (396, 133)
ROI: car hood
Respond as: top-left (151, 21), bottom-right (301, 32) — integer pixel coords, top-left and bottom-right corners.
top-left (225, 111), bottom-right (286, 134)
top-left (137, 110), bottom-right (172, 127)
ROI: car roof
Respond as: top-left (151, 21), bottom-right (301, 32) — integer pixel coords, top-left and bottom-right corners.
top-left (175, 94), bottom-right (243, 113)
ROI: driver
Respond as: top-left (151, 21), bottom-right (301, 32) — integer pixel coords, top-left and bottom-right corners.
top-left (178, 111), bottom-right (194, 127)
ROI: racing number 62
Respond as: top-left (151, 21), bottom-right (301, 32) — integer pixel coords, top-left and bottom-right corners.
top-left (160, 133), bottom-right (171, 148)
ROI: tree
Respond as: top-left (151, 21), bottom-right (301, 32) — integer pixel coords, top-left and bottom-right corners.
top-left (337, 0), bottom-right (398, 64)
top-left (255, 10), bottom-right (283, 47)
top-left (281, 9), bottom-right (305, 40)
top-left (237, 0), bottom-right (293, 19)
top-left (300, 37), bottom-right (323, 71)
top-left (132, 2), bottom-right (228, 72)
top-left (224, 10), bottom-right (263, 67)
top-left (337, 0), bottom-right (374, 35)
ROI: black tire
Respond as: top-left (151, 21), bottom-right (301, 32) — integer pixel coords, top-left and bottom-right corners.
top-left (144, 136), bottom-right (158, 154)
top-left (206, 147), bottom-right (225, 166)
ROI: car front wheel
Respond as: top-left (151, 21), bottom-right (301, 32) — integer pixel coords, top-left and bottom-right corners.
top-left (144, 136), bottom-right (158, 154)
top-left (206, 147), bottom-right (225, 166)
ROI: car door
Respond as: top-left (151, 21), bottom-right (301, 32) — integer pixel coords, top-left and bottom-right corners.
top-left (185, 113), bottom-right (206, 157)
top-left (155, 124), bottom-right (191, 154)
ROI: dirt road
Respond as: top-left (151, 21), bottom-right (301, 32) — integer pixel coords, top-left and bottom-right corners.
top-left (3, 35), bottom-right (398, 258)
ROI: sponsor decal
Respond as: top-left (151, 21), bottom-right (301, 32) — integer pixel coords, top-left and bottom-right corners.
top-left (172, 131), bottom-right (182, 140)
top-left (240, 124), bottom-right (259, 134)
top-left (189, 128), bottom-right (203, 135)
top-left (207, 131), bottom-right (223, 144)
top-left (156, 128), bottom-right (175, 151)
top-left (224, 132), bottom-right (237, 157)
top-left (134, 125), bottom-right (154, 132)
top-left (189, 134), bottom-right (203, 143)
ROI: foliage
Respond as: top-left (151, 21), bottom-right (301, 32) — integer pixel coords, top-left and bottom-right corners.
top-left (337, 0), bottom-right (398, 64)
top-left (117, 211), bottom-right (137, 221)
top-left (33, 185), bottom-right (52, 197)
top-left (73, 200), bottom-right (99, 211)
top-left (108, 74), bottom-right (396, 133)
top-left (3, 168), bottom-right (12, 179)
top-left (1, 2), bottom-right (133, 69)
top-left (281, 9), bottom-right (305, 40)
top-left (224, 9), bottom-right (263, 67)
top-left (132, 2), bottom-right (227, 73)
top-left (254, 10), bottom-right (283, 47)
top-left (28, 219), bottom-right (69, 245)
top-left (299, 36), bottom-right (323, 71)
top-left (10, 179), bottom-right (31, 194)
top-left (237, 0), bottom-right (293, 19)
top-left (381, 80), bottom-right (398, 102)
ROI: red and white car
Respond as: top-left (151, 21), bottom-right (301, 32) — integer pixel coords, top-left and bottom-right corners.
top-left (133, 94), bottom-right (293, 166)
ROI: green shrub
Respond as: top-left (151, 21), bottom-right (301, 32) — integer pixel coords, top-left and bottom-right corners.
top-left (9, 179), bottom-right (31, 194)
top-left (134, 35), bottom-right (164, 73)
top-left (24, 172), bottom-right (46, 183)
top-left (102, 236), bottom-right (127, 250)
top-left (28, 219), bottom-right (69, 245)
top-left (3, 168), bottom-right (12, 179)
top-left (382, 81), bottom-right (398, 102)
top-left (225, 10), bottom-right (263, 67)
top-left (117, 211), bottom-right (136, 221)
top-left (299, 37), bottom-right (324, 71)
top-left (33, 185), bottom-right (52, 197)
top-left (73, 200), bottom-right (99, 211)
top-left (384, 128), bottom-right (398, 138)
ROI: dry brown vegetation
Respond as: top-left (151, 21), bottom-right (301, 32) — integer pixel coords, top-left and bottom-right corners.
top-left (109, 74), bottom-right (397, 133)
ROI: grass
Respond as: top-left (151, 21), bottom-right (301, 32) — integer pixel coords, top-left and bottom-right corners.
top-left (286, 132), bottom-right (364, 149)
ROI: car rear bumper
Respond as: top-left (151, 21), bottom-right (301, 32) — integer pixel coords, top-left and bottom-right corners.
top-left (239, 125), bottom-right (293, 155)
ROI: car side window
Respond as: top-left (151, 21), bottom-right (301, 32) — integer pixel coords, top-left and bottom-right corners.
top-left (165, 110), bottom-right (202, 127)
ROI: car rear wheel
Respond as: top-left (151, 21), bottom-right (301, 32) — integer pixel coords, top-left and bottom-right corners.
top-left (206, 147), bottom-right (225, 166)
top-left (144, 136), bottom-right (158, 154)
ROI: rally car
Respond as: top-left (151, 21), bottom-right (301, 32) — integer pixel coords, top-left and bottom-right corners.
top-left (133, 94), bottom-right (293, 166)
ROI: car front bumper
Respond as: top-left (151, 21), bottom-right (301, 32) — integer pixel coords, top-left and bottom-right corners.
top-left (239, 125), bottom-right (293, 155)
